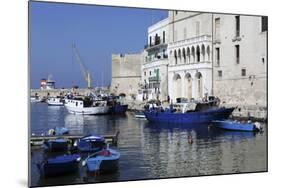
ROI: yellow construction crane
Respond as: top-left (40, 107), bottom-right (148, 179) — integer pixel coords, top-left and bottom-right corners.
top-left (72, 43), bottom-right (92, 88)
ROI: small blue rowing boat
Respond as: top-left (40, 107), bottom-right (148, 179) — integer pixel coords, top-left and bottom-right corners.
top-left (83, 148), bottom-right (120, 173)
top-left (212, 120), bottom-right (262, 132)
top-left (77, 134), bottom-right (105, 152)
top-left (43, 138), bottom-right (68, 152)
top-left (37, 154), bottom-right (81, 177)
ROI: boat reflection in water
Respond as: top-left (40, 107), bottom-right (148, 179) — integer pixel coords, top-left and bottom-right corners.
top-left (64, 114), bottom-right (85, 135)
top-left (208, 126), bottom-right (259, 142)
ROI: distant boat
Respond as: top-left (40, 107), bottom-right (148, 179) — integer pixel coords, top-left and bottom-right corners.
top-left (64, 97), bottom-right (109, 115)
top-left (83, 148), bottom-right (120, 173)
top-left (107, 96), bottom-right (128, 114)
top-left (77, 134), bottom-right (105, 152)
top-left (212, 120), bottom-right (263, 132)
top-left (110, 104), bottom-right (128, 114)
top-left (134, 110), bottom-right (146, 118)
top-left (37, 154), bottom-right (81, 177)
top-left (43, 138), bottom-right (68, 152)
top-left (47, 97), bottom-right (64, 106)
top-left (30, 96), bottom-right (40, 103)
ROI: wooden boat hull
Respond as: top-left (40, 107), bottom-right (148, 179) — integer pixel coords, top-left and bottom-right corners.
top-left (86, 149), bottom-right (120, 173)
top-left (134, 110), bottom-right (146, 118)
top-left (110, 104), bottom-right (128, 114)
top-left (38, 154), bottom-right (80, 177)
top-left (65, 105), bottom-right (110, 115)
top-left (144, 107), bottom-right (235, 124)
top-left (77, 135), bottom-right (105, 152)
top-left (47, 102), bottom-right (64, 106)
top-left (212, 120), bottom-right (258, 131)
top-left (44, 139), bottom-right (68, 152)
top-left (47, 98), bottom-right (64, 106)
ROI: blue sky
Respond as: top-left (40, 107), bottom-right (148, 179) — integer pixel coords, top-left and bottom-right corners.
top-left (30, 1), bottom-right (168, 89)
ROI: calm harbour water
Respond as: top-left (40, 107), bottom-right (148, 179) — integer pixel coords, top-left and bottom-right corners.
top-left (30, 103), bottom-right (267, 187)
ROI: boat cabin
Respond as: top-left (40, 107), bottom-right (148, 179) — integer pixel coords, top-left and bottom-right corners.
top-left (65, 97), bottom-right (107, 108)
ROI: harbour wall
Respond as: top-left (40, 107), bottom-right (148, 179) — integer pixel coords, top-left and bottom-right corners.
top-left (30, 88), bottom-right (93, 98)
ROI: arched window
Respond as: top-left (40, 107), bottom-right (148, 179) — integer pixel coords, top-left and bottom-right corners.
top-left (186, 47), bottom-right (191, 64)
top-left (182, 48), bottom-right (186, 63)
top-left (196, 45), bottom-right (200, 62)
top-left (178, 49), bottom-right (181, 63)
top-left (184, 73), bottom-right (192, 99)
top-left (201, 44), bottom-right (205, 62)
top-left (191, 46), bottom-right (195, 63)
top-left (206, 46), bottom-right (210, 61)
top-left (174, 50), bottom-right (177, 65)
top-left (173, 73), bottom-right (182, 100)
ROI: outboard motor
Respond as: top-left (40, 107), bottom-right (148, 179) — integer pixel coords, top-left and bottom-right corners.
top-left (254, 122), bottom-right (263, 132)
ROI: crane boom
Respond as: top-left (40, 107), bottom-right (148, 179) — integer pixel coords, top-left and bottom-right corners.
top-left (72, 43), bottom-right (92, 88)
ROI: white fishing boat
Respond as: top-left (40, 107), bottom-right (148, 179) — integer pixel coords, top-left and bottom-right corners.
top-left (30, 96), bottom-right (40, 103)
top-left (47, 97), bottom-right (64, 106)
top-left (64, 97), bottom-right (109, 115)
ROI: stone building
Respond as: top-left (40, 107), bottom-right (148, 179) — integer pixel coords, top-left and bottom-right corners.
top-left (111, 53), bottom-right (143, 99)
top-left (140, 18), bottom-right (169, 101)
top-left (212, 14), bottom-right (267, 119)
top-left (167, 12), bottom-right (213, 102)
top-left (139, 11), bottom-right (267, 119)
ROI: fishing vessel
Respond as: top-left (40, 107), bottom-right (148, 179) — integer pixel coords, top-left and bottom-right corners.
top-left (107, 96), bottom-right (128, 114)
top-left (47, 97), bottom-right (64, 106)
top-left (30, 96), bottom-right (40, 103)
top-left (144, 99), bottom-right (235, 124)
top-left (134, 110), bottom-right (146, 118)
top-left (64, 97), bottom-right (109, 115)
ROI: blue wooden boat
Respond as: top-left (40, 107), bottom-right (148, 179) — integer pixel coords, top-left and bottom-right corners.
top-left (77, 134), bottom-right (105, 152)
top-left (107, 95), bottom-right (128, 114)
top-left (43, 138), bottom-right (68, 152)
top-left (83, 149), bottom-right (120, 173)
top-left (110, 104), bottom-right (128, 114)
top-left (144, 107), bottom-right (235, 124)
top-left (212, 120), bottom-right (262, 132)
top-left (37, 154), bottom-right (81, 177)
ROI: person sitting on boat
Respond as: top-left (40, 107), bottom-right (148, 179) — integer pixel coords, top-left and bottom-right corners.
top-left (100, 145), bottom-right (111, 156)
top-left (100, 149), bottom-right (111, 156)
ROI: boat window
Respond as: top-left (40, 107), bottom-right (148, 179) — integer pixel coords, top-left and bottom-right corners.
top-left (76, 102), bottom-right (78, 106)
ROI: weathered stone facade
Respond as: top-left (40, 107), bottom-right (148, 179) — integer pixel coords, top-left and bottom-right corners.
top-left (212, 14), bottom-right (267, 119)
top-left (111, 53), bottom-right (143, 99)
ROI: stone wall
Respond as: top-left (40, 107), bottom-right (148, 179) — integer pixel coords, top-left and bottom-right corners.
top-left (30, 88), bottom-right (94, 98)
top-left (111, 53), bottom-right (143, 99)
